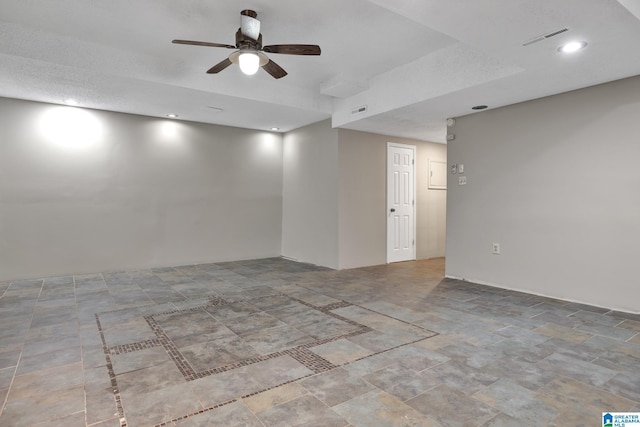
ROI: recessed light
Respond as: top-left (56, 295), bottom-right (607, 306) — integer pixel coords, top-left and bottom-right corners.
top-left (271, 127), bottom-right (280, 131)
top-left (472, 105), bottom-right (488, 110)
top-left (558, 41), bottom-right (587, 53)
top-left (63, 99), bottom-right (78, 106)
top-left (166, 114), bottom-right (179, 119)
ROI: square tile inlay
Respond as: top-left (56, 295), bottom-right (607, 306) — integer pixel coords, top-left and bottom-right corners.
top-left (140, 294), bottom-right (373, 378)
top-left (97, 292), bottom-right (436, 426)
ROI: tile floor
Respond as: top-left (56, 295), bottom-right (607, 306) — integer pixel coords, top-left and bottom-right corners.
top-left (1, 257), bottom-right (639, 426)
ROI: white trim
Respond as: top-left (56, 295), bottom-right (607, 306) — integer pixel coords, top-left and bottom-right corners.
top-left (444, 275), bottom-right (640, 315)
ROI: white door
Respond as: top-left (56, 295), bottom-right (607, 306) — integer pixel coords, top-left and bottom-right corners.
top-left (387, 143), bottom-right (416, 263)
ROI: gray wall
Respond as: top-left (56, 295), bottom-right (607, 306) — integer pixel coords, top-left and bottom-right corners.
top-left (1, 99), bottom-right (448, 280)
top-left (338, 130), bottom-right (447, 269)
top-left (446, 75), bottom-right (640, 313)
top-left (281, 120), bottom-right (340, 268)
top-left (281, 120), bottom-right (447, 270)
top-left (0, 97), bottom-right (284, 280)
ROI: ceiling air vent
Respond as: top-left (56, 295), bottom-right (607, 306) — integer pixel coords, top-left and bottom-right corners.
top-left (522, 28), bottom-right (569, 47)
top-left (351, 105), bottom-right (368, 115)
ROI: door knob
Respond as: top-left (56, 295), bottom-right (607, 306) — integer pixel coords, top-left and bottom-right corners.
top-left (390, 208), bottom-right (396, 212)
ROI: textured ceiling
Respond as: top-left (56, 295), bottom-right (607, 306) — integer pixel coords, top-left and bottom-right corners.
top-left (1, 0), bottom-right (639, 143)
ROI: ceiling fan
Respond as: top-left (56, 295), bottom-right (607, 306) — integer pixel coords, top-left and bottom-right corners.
top-left (173, 9), bottom-right (321, 79)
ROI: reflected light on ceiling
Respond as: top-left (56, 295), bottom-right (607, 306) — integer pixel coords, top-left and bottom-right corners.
top-left (39, 106), bottom-right (103, 149)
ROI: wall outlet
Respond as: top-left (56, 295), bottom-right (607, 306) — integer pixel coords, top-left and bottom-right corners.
top-left (492, 243), bottom-right (501, 254)
top-left (458, 176), bottom-right (467, 185)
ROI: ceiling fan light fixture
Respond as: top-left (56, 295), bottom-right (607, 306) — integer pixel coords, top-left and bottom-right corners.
top-left (239, 52), bottom-right (260, 75)
top-left (230, 50), bottom-right (269, 76)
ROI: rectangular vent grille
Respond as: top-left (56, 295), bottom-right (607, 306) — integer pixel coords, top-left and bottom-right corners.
top-left (522, 28), bottom-right (569, 46)
top-left (544, 28), bottom-right (569, 38)
top-left (351, 105), bottom-right (368, 115)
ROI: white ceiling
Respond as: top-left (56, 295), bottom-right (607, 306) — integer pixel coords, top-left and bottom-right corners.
top-left (1, 0), bottom-right (639, 143)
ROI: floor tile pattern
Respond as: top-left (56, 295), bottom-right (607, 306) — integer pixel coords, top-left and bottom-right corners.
top-left (96, 289), bottom-right (436, 426)
top-left (1, 257), bottom-right (639, 427)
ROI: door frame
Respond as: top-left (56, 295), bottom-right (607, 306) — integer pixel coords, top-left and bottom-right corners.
top-left (386, 142), bottom-right (417, 263)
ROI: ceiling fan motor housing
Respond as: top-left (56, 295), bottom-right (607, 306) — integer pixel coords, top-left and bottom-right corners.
top-left (240, 10), bottom-right (261, 42)
top-left (236, 29), bottom-right (262, 50)
top-left (240, 9), bottom-right (257, 19)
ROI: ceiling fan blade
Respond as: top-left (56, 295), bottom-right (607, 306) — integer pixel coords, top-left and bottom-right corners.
top-left (262, 44), bottom-right (321, 55)
top-left (207, 58), bottom-right (233, 74)
top-left (262, 59), bottom-right (288, 79)
top-left (172, 39), bottom-right (236, 49)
